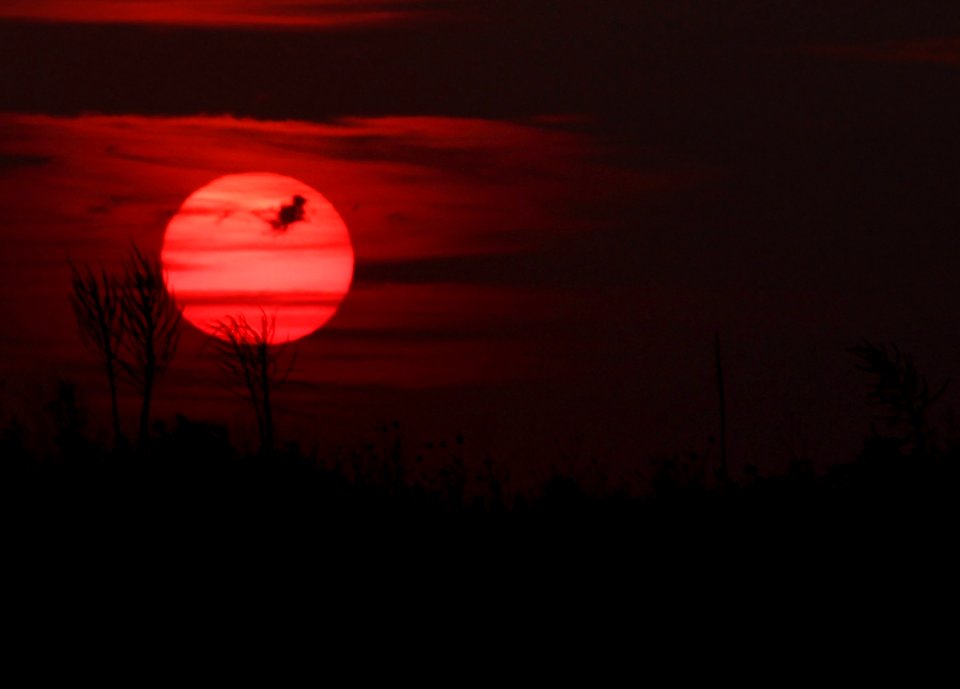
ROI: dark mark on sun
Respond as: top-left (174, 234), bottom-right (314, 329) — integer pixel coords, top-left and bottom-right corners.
top-left (271, 195), bottom-right (307, 231)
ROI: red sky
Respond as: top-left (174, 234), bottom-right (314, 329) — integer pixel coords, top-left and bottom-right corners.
top-left (2, 2), bottom-right (960, 479)
top-left (0, 0), bottom-right (452, 27)
top-left (0, 113), bottom-right (628, 380)
top-left (0, 112), bottom-right (693, 472)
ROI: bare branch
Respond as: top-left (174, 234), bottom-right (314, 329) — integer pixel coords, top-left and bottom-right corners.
top-left (117, 243), bottom-right (182, 443)
top-left (68, 257), bottom-right (125, 445)
top-left (208, 311), bottom-right (295, 455)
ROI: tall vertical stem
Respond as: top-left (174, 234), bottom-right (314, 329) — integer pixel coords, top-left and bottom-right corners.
top-left (715, 331), bottom-right (728, 484)
top-left (260, 342), bottom-right (273, 455)
top-left (106, 354), bottom-right (122, 446)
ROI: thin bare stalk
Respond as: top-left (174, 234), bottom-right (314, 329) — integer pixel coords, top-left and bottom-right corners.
top-left (715, 331), bottom-right (728, 484)
top-left (117, 244), bottom-right (181, 445)
top-left (209, 311), bottom-right (294, 456)
top-left (69, 259), bottom-right (125, 446)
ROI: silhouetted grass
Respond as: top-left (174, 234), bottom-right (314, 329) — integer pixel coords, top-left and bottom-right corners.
top-left (2, 339), bottom-right (957, 585)
top-left (3, 405), bottom-right (957, 554)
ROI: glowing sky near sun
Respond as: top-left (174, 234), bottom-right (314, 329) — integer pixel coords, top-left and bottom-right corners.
top-left (162, 173), bottom-right (354, 342)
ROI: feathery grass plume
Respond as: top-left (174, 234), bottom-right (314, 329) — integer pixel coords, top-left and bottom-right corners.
top-left (849, 339), bottom-right (949, 457)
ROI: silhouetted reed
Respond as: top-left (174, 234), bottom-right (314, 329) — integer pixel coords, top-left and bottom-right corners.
top-left (4, 334), bottom-right (957, 563)
top-left (849, 339), bottom-right (950, 458)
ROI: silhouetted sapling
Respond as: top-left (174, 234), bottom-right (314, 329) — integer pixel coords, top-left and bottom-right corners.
top-left (69, 258), bottom-right (125, 445)
top-left (117, 244), bottom-right (182, 445)
top-left (209, 312), bottom-right (295, 455)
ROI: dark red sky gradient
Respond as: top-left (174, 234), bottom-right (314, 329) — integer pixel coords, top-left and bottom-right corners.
top-left (2, 1), bottom-right (960, 477)
top-left (0, 0), bottom-right (454, 28)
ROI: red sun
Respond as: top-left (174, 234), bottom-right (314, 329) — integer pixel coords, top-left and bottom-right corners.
top-left (161, 173), bottom-right (354, 342)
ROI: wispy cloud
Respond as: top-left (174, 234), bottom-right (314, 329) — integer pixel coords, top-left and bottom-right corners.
top-left (0, 113), bottom-right (682, 261)
top-left (805, 37), bottom-right (960, 65)
top-left (0, 0), bottom-right (453, 28)
top-left (0, 153), bottom-right (55, 171)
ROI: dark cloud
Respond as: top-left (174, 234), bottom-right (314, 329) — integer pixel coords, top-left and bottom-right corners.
top-left (356, 253), bottom-right (530, 286)
top-left (0, 153), bottom-right (53, 171)
top-left (316, 325), bottom-right (511, 344)
top-left (352, 223), bottom-right (670, 289)
top-left (87, 193), bottom-right (146, 215)
top-left (271, 195), bottom-right (307, 230)
top-left (805, 37), bottom-right (960, 65)
top-left (0, 0), bottom-right (455, 27)
top-left (266, 1), bottom-right (452, 19)
top-left (3, 2), bottom-right (959, 123)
